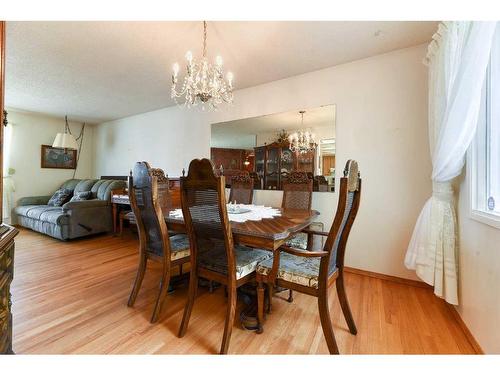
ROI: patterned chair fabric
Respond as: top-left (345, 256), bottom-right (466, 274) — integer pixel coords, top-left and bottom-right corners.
top-left (229, 172), bottom-right (254, 204)
top-left (256, 252), bottom-right (337, 289)
top-left (169, 234), bottom-right (191, 261)
top-left (198, 240), bottom-right (270, 279)
top-left (285, 232), bottom-right (309, 250)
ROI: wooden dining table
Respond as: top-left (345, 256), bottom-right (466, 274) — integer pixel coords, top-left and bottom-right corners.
top-left (164, 206), bottom-right (320, 330)
top-left (164, 207), bottom-right (320, 251)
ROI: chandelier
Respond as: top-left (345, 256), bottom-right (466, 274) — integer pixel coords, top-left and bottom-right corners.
top-left (288, 111), bottom-right (316, 154)
top-left (171, 21), bottom-right (234, 109)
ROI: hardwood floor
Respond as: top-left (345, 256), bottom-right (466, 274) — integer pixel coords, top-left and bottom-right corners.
top-left (11, 228), bottom-right (477, 354)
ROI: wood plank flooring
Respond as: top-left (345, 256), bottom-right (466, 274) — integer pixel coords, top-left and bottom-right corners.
top-left (11, 228), bottom-right (477, 354)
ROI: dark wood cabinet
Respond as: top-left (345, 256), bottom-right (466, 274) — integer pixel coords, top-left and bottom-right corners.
top-left (0, 225), bottom-right (18, 354)
top-left (210, 147), bottom-right (254, 186)
top-left (254, 142), bottom-right (316, 190)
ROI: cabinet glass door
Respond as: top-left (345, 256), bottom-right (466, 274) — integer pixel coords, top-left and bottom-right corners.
top-left (266, 147), bottom-right (279, 189)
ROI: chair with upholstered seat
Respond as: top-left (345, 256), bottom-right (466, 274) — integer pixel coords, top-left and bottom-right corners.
top-left (177, 158), bottom-right (271, 354)
top-left (274, 171), bottom-right (314, 304)
top-left (228, 172), bottom-right (254, 204)
top-left (255, 160), bottom-right (361, 354)
top-left (127, 162), bottom-right (191, 323)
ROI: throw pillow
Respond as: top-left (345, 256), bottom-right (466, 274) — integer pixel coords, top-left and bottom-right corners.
top-left (47, 188), bottom-right (73, 207)
top-left (70, 191), bottom-right (92, 202)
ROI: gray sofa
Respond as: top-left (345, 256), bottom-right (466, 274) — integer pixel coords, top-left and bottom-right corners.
top-left (14, 178), bottom-right (126, 240)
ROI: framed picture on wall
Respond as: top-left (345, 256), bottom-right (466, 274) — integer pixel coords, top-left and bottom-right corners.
top-left (40, 145), bottom-right (77, 169)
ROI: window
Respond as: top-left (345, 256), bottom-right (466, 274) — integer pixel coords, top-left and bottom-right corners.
top-left (470, 28), bottom-right (500, 228)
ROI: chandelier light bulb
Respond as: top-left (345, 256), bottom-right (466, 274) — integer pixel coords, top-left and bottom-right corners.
top-left (186, 50), bottom-right (193, 63)
top-left (227, 71), bottom-right (234, 84)
top-left (173, 63), bottom-right (179, 76)
top-left (216, 55), bottom-right (223, 66)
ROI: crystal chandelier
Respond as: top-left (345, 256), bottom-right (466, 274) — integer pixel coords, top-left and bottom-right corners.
top-left (171, 21), bottom-right (234, 109)
top-left (289, 111), bottom-right (316, 154)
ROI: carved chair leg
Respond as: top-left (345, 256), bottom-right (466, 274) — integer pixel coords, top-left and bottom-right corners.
top-left (150, 264), bottom-right (171, 323)
top-left (266, 282), bottom-right (274, 313)
top-left (127, 255), bottom-right (147, 307)
top-left (220, 285), bottom-right (237, 354)
top-left (256, 281), bottom-right (265, 334)
top-left (336, 272), bottom-right (357, 335)
top-left (178, 270), bottom-right (198, 338)
top-left (318, 291), bottom-right (340, 354)
top-left (287, 289), bottom-right (294, 303)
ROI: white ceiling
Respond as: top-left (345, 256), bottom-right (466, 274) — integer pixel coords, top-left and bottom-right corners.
top-left (5, 21), bottom-right (438, 123)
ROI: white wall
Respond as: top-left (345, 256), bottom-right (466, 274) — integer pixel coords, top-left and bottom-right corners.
top-left (456, 171), bottom-right (500, 353)
top-left (5, 110), bottom-right (95, 222)
top-left (94, 44), bottom-right (431, 280)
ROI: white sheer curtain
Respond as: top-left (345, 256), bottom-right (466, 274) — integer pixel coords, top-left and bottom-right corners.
top-left (2, 122), bottom-right (15, 224)
top-left (405, 21), bottom-right (497, 305)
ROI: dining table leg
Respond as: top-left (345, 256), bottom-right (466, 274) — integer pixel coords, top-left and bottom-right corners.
top-left (112, 202), bottom-right (118, 235)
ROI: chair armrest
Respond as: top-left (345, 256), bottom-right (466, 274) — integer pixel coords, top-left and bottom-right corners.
top-left (280, 245), bottom-right (328, 258)
top-left (17, 195), bottom-right (51, 206)
top-left (62, 199), bottom-right (109, 211)
top-left (301, 228), bottom-right (329, 237)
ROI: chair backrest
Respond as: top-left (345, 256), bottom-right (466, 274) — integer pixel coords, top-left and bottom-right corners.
top-left (228, 172), bottom-right (254, 204)
top-left (180, 159), bottom-right (236, 280)
top-left (281, 171), bottom-right (313, 210)
top-left (320, 160), bottom-right (361, 281)
top-left (128, 162), bottom-right (171, 260)
top-left (249, 172), bottom-right (262, 190)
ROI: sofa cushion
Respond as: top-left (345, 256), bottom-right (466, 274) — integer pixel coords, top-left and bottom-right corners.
top-left (60, 179), bottom-right (81, 192)
top-left (91, 180), bottom-right (126, 201)
top-left (14, 205), bottom-right (69, 225)
top-left (48, 188), bottom-right (73, 207)
top-left (74, 179), bottom-right (97, 194)
top-left (70, 191), bottom-right (92, 202)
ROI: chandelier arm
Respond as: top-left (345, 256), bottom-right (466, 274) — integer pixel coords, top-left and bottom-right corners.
top-left (203, 21), bottom-right (207, 58)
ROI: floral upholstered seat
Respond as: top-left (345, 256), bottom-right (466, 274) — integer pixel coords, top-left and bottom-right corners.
top-left (284, 233), bottom-right (308, 250)
top-left (198, 243), bottom-right (271, 279)
top-left (256, 252), bottom-right (337, 289)
top-left (169, 234), bottom-right (191, 261)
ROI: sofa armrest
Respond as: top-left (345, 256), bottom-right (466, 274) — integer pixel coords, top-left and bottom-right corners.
top-left (62, 199), bottom-right (109, 211)
top-left (17, 195), bottom-right (51, 206)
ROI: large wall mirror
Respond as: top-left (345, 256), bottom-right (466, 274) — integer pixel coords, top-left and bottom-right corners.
top-left (210, 104), bottom-right (336, 192)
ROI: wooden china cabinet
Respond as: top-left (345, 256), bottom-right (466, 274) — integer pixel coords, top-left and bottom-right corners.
top-left (0, 21), bottom-right (18, 355)
top-left (254, 141), bottom-right (315, 190)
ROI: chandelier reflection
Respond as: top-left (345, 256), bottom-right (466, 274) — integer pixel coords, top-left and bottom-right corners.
top-left (289, 111), bottom-right (316, 154)
top-left (171, 21), bottom-right (234, 110)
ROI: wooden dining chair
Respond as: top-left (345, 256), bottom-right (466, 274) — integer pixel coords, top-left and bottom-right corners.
top-left (177, 158), bottom-right (271, 354)
top-left (127, 162), bottom-right (191, 323)
top-left (228, 171), bottom-right (254, 204)
top-left (278, 171), bottom-right (314, 303)
top-left (255, 160), bottom-right (361, 354)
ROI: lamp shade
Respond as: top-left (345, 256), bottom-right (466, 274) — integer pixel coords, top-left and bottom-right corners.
top-left (52, 132), bottom-right (78, 150)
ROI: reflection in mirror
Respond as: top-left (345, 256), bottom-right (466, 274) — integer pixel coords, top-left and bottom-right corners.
top-left (210, 104), bottom-right (336, 192)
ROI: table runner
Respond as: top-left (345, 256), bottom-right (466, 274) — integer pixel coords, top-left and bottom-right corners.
top-left (168, 204), bottom-right (281, 223)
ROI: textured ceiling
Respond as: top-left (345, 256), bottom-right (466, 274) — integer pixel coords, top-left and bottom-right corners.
top-left (5, 21), bottom-right (438, 123)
